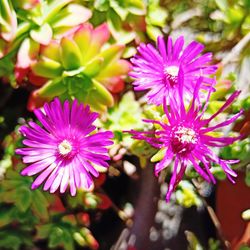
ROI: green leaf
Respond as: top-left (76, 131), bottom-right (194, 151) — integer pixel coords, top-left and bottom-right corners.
top-left (31, 189), bottom-right (49, 220)
top-left (32, 58), bottom-right (63, 78)
top-left (94, 0), bottom-right (109, 11)
top-left (37, 78), bottom-right (66, 98)
top-left (0, 232), bottom-right (22, 250)
top-left (110, 0), bottom-right (128, 21)
top-left (73, 232), bottom-right (87, 247)
top-left (91, 80), bottom-right (114, 106)
top-left (15, 186), bottom-right (32, 212)
top-left (245, 166), bottom-right (250, 187)
top-left (211, 166), bottom-right (226, 180)
top-left (0, 207), bottom-right (15, 227)
top-left (151, 148), bottom-right (166, 162)
top-left (146, 24), bottom-right (163, 41)
top-left (0, 0), bottom-right (17, 41)
top-left (51, 4), bottom-right (92, 29)
top-left (30, 23), bottom-right (52, 45)
top-left (215, 0), bottom-right (228, 11)
top-left (85, 94), bottom-right (107, 112)
top-left (60, 37), bottom-right (83, 70)
top-left (49, 227), bottom-right (64, 248)
top-left (127, 0), bottom-right (146, 16)
top-left (73, 25), bottom-right (92, 62)
top-left (185, 230), bottom-right (203, 250)
top-left (36, 224), bottom-right (52, 239)
top-left (99, 44), bottom-right (124, 68)
top-left (107, 9), bottom-right (136, 44)
top-left (83, 57), bottom-right (103, 77)
top-left (49, 225), bottom-right (74, 250)
top-left (43, 0), bottom-right (72, 24)
top-left (147, 5), bottom-right (168, 27)
top-left (105, 91), bottom-right (144, 131)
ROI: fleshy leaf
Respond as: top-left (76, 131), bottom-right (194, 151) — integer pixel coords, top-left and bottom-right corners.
top-left (31, 58), bottom-right (63, 78)
top-left (151, 148), bottom-right (166, 162)
top-left (98, 44), bottom-right (125, 68)
top-left (30, 23), bottom-right (53, 45)
top-left (73, 24), bottom-right (92, 62)
top-left (40, 41), bottom-right (61, 62)
top-left (60, 37), bottom-right (83, 70)
top-left (83, 57), bottom-right (103, 77)
top-left (91, 80), bottom-right (114, 107)
top-left (0, 0), bottom-right (17, 41)
top-left (36, 78), bottom-right (66, 98)
top-left (51, 4), bottom-right (92, 28)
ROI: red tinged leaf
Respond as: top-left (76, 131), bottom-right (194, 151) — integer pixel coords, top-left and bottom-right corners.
top-left (76, 212), bottom-right (90, 226)
top-left (94, 173), bottom-right (106, 188)
top-left (96, 193), bottom-right (112, 210)
top-left (15, 66), bottom-right (30, 84)
top-left (28, 71), bottom-right (48, 86)
top-left (49, 195), bottom-right (65, 213)
top-left (105, 77), bottom-right (125, 94)
top-left (27, 91), bottom-right (49, 111)
top-left (92, 23), bottom-right (110, 46)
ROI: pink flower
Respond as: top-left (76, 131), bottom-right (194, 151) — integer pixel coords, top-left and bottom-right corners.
top-left (16, 98), bottom-right (113, 196)
top-left (130, 78), bottom-right (243, 201)
top-left (130, 36), bottom-right (217, 105)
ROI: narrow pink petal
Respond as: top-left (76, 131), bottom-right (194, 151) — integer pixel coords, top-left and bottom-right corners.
top-left (31, 162), bottom-right (57, 189)
top-left (60, 165), bottom-right (70, 193)
top-left (21, 156), bottom-right (56, 175)
top-left (166, 157), bottom-right (179, 202)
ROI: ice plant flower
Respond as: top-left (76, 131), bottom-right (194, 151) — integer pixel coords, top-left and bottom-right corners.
top-left (129, 36), bottom-right (217, 105)
top-left (16, 98), bottom-right (114, 196)
top-left (129, 78), bottom-right (243, 201)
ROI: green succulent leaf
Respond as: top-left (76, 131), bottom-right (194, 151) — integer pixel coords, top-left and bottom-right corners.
top-left (98, 44), bottom-right (124, 68)
top-left (126, 0), bottom-right (146, 16)
top-left (151, 147), bottom-right (166, 162)
top-left (94, 0), bottom-right (109, 11)
top-left (36, 78), bottom-right (66, 98)
top-left (60, 37), bottom-right (83, 70)
top-left (43, 0), bottom-right (72, 24)
top-left (110, 0), bottom-right (128, 21)
top-left (31, 189), bottom-right (49, 221)
top-left (91, 80), bottom-right (114, 106)
top-left (107, 9), bottom-right (136, 44)
top-left (32, 58), bottom-right (63, 78)
top-left (30, 23), bottom-right (53, 45)
top-left (15, 186), bottom-right (32, 212)
top-left (50, 4), bottom-right (92, 29)
top-left (83, 57), bottom-right (103, 77)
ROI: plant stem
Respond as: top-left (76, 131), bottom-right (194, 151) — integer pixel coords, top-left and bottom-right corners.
top-left (192, 179), bottom-right (231, 250)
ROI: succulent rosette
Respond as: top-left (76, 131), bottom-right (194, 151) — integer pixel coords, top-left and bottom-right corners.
top-left (13, 0), bottom-right (92, 84)
top-left (28, 23), bottom-right (130, 111)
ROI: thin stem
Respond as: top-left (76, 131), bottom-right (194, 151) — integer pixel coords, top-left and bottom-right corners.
top-left (192, 179), bottom-right (231, 250)
top-left (98, 188), bottom-right (134, 227)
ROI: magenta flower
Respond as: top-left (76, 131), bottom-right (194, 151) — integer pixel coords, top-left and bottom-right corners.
top-left (130, 78), bottom-right (243, 201)
top-left (130, 36), bottom-right (217, 105)
top-left (16, 98), bottom-right (113, 196)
